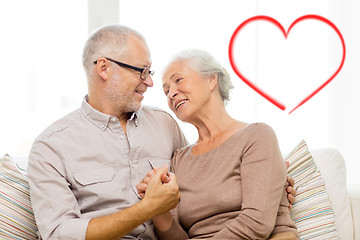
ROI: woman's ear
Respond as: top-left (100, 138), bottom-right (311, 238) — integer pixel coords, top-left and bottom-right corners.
top-left (95, 58), bottom-right (109, 81)
top-left (209, 74), bottom-right (218, 92)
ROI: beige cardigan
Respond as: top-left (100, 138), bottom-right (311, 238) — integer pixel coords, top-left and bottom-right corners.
top-left (156, 123), bottom-right (298, 239)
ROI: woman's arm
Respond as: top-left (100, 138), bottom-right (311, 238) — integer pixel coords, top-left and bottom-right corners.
top-left (153, 211), bottom-right (189, 240)
top-left (212, 124), bottom-right (288, 239)
top-left (137, 167), bottom-right (189, 240)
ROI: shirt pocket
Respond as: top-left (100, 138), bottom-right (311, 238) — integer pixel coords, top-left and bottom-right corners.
top-left (74, 167), bottom-right (115, 186)
top-left (73, 166), bottom-right (119, 207)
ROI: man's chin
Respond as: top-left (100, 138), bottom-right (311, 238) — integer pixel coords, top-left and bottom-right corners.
top-left (127, 102), bottom-right (142, 113)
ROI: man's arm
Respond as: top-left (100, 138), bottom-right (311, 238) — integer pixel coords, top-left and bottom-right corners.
top-left (86, 167), bottom-right (180, 240)
top-left (28, 140), bottom-right (179, 240)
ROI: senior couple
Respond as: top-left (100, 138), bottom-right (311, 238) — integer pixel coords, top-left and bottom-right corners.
top-left (27, 25), bottom-right (299, 239)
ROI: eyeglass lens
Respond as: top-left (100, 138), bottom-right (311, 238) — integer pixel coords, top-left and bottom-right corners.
top-left (140, 69), bottom-right (150, 80)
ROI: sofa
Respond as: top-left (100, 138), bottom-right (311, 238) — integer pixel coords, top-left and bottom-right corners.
top-left (0, 141), bottom-right (359, 239)
top-left (309, 148), bottom-right (359, 240)
top-left (310, 148), bottom-right (360, 240)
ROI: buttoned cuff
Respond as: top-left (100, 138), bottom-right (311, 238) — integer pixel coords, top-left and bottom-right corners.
top-left (59, 218), bottom-right (91, 240)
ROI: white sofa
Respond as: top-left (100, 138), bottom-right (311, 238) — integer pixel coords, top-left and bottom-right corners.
top-left (310, 149), bottom-right (360, 240)
top-left (4, 148), bottom-right (360, 240)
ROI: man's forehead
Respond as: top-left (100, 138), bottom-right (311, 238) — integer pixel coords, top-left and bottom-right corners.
top-left (124, 36), bottom-right (151, 65)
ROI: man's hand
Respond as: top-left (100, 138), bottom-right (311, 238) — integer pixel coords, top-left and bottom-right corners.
top-left (86, 166), bottom-right (178, 240)
top-left (285, 161), bottom-right (296, 209)
top-left (140, 166), bottom-right (180, 216)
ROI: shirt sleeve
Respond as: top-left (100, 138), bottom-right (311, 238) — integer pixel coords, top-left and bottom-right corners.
top-left (27, 139), bottom-right (90, 240)
top-left (211, 123), bottom-right (287, 239)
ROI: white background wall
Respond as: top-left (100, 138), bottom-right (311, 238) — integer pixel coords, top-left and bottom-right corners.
top-left (0, 0), bottom-right (359, 184)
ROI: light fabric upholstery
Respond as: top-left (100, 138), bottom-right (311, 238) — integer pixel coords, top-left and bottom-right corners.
top-left (348, 184), bottom-right (360, 240)
top-left (0, 154), bottom-right (38, 239)
top-left (285, 140), bottom-right (340, 239)
top-left (310, 148), bottom-right (354, 240)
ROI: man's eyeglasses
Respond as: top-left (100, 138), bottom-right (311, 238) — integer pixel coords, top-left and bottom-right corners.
top-left (93, 57), bottom-right (154, 81)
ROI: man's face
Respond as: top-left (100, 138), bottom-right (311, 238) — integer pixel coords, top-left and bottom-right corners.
top-left (105, 35), bottom-right (153, 115)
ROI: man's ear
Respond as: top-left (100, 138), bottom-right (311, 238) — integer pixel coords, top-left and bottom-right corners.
top-left (95, 58), bottom-right (109, 81)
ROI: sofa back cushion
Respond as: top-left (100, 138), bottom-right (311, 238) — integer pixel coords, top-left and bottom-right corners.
top-left (0, 154), bottom-right (38, 239)
top-left (310, 148), bottom-right (354, 240)
top-left (286, 140), bottom-right (341, 239)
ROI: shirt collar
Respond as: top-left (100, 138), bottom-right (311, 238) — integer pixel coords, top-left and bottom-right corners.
top-left (81, 96), bottom-right (140, 130)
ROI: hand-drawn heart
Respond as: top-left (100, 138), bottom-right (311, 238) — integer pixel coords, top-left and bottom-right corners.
top-left (228, 15), bottom-right (346, 114)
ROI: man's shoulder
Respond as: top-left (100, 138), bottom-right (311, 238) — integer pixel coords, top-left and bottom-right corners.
top-left (140, 105), bottom-right (176, 121)
top-left (35, 108), bottom-right (82, 141)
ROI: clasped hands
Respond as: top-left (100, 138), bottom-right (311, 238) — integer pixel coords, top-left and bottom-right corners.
top-left (137, 162), bottom-right (297, 213)
top-left (136, 166), bottom-right (180, 216)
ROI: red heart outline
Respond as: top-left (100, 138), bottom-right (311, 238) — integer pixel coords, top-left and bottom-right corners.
top-left (228, 15), bottom-right (346, 114)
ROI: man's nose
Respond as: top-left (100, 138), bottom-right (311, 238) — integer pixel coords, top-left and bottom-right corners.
top-left (143, 75), bottom-right (153, 87)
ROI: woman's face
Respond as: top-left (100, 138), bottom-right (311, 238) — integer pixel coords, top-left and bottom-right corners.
top-left (162, 61), bottom-right (212, 122)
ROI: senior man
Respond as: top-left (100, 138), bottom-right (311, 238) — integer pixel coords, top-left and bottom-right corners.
top-left (27, 25), bottom-right (295, 240)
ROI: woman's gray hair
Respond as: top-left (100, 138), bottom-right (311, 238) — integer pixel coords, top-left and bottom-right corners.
top-left (82, 25), bottom-right (145, 78)
top-left (167, 49), bottom-right (234, 104)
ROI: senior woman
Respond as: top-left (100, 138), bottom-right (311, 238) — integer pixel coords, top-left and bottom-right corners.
top-left (138, 49), bottom-right (299, 240)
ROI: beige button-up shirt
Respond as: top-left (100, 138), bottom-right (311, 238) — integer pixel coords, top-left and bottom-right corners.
top-left (27, 97), bottom-right (187, 240)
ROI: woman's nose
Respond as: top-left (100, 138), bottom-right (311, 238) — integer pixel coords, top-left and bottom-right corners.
top-left (168, 87), bottom-right (178, 99)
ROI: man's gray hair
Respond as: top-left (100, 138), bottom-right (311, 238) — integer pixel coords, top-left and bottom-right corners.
top-left (82, 25), bottom-right (145, 78)
top-left (167, 49), bottom-right (234, 103)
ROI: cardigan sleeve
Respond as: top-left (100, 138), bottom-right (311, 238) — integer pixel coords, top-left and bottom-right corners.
top-left (212, 124), bottom-right (288, 239)
top-left (155, 215), bottom-right (190, 240)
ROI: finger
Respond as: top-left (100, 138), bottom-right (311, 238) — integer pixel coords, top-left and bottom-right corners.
top-left (148, 166), bottom-right (169, 186)
top-left (147, 169), bottom-right (157, 179)
top-left (288, 193), bottom-right (296, 205)
top-left (143, 176), bottom-right (151, 184)
top-left (157, 165), bottom-right (170, 176)
top-left (167, 171), bottom-right (178, 186)
top-left (287, 176), bottom-right (295, 188)
top-left (288, 203), bottom-right (293, 210)
top-left (287, 185), bottom-right (296, 197)
top-left (285, 161), bottom-right (290, 169)
top-left (136, 182), bottom-right (147, 193)
top-left (161, 173), bottom-right (171, 184)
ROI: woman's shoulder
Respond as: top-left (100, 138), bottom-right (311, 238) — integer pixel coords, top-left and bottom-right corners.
top-left (239, 122), bottom-right (276, 139)
top-left (171, 144), bottom-right (193, 167)
top-left (239, 122), bottom-right (280, 150)
top-left (246, 122), bottom-right (274, 132)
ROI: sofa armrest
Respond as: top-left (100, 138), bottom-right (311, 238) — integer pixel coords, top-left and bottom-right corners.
top-left (348, 184), bottom-right (360, 240)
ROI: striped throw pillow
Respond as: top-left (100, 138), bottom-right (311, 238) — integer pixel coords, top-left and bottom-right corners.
top-left (286, 140), bottom-right (340, 240)
top-left (0, 154), bottom-right (38, 239)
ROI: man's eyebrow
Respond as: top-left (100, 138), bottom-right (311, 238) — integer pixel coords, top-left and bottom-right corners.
top-left (142, 62), bottom-right (151, 68)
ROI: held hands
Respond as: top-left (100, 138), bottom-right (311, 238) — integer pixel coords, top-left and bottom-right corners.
top-left (285, 161), bottom-right (296, 209)
top-left (137, 166), bottom-right (180, 216)
top-left (137, 166), bottom-right (171, 199)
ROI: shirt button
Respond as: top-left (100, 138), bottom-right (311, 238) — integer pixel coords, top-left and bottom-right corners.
top-left (120, 135), bottom-right (125, 140)
top-left (111, 117), bottom-right (117, 122)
